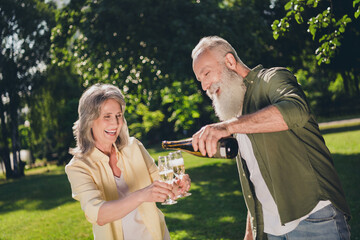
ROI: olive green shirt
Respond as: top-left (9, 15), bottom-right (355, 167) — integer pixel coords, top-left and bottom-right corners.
top-left (236, 65), bottom-right (351, 239)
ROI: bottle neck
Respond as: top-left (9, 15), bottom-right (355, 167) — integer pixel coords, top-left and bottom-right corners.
top-left (162, 138), bottom-right (193, 150)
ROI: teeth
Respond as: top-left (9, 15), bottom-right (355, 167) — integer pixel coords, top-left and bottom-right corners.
top-left (105, 130), bottom-right (116, 134)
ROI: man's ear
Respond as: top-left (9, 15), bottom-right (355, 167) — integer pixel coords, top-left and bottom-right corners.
top-left (224, 53), bottom-right (237, 71)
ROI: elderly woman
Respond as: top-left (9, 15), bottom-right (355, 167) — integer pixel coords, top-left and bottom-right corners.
top-left (65, 83), bottom-right (190, 240)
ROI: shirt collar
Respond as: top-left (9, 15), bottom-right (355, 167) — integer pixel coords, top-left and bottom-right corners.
top-left (243, 64), bottom-right (264, 87)
top-left (88, 143), bottom-right (120, 163)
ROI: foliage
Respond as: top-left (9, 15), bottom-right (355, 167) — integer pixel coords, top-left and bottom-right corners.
top-left (1, 0), bottom-right (359, 168)
top-left (28, 62), bottom-right (83, 164)
top-left (272, 0), bottom-right (359, 65)
top-left (0, 0), bottom-right (55, 178)
top-left (50, 0), bottom-right (277, 142)
top-left (160, 81), bottom-right (203, 133)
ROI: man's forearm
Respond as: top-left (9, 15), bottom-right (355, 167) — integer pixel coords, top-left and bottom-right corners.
top-left (226, 105), bottom-right (288, 134)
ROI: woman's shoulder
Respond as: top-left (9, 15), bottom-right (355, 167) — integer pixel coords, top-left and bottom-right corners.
top-left (123, 136), bottom-right (143, 149)
top-left (65, 153), bottom-right (95, 171)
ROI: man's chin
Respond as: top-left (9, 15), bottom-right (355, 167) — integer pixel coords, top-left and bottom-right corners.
top-left (213, 98), bottom-right (242, 121)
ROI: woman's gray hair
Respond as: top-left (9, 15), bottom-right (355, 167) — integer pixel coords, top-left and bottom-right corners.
top-left (70, 83), bottom-right (129, 157)
top-left (191, 36), bottom-right (243, 64)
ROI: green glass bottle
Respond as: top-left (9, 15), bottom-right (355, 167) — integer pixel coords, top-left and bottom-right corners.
top-left (162, 137), bottom-right (238, 159)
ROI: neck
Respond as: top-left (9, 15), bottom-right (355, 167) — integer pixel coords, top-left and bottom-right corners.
top-left (236, 63), bottom-right (251, 78)
top-left (95, 143), bottom-right (113, 156)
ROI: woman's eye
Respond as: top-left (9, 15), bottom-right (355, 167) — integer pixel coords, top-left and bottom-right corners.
top-left (104, 115), bottom-right (110, 119)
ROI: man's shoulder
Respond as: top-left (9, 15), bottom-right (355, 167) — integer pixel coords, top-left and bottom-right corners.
top-left (258, 66), bottom-right (295, 83)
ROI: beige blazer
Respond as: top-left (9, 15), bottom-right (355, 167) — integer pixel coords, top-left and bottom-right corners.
top-left (65, 137), bottom-right (166, 240)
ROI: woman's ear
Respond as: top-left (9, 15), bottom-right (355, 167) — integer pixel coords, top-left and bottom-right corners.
top-left (224, 53), bottom-right (237, 71)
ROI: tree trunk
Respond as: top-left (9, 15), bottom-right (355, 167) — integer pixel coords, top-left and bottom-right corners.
top-left (7, 56), bottom-right (24, 178)
top-left (0, 99), bottom-right (13, 179)
top-left (9, 94), bottom-right (24, 178)
top-left (355, 70), bottom-right (360, 96)
top-left (342, 71), bottom-right (349, 95)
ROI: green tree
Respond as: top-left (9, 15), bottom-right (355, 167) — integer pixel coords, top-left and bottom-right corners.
top-left (272, 0), bottom-right (359, 65)
top-left (0, 0), bottom-right (55, 178)
top-left (271, 0), bottom-right (360, 115)
top-left (29, 62), bottom-right (83, 165)
top-left (51, 0), bottom-right (276, 142)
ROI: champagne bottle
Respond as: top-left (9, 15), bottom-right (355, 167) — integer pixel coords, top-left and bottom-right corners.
top-left (162, 137), bottom-right (239, 159)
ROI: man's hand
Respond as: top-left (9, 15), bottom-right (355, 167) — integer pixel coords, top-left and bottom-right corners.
top-left (244, 211), bottom-right (254, 240)
top-left (243, 232), bottom-right (254, 240)
top-left (192, 121), bottom-right (231, 157)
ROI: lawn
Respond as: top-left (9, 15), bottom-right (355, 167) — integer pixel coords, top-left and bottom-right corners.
top-left (0, 124), bottom-right (359, 240)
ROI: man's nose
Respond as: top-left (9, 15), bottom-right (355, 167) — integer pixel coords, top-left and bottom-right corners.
top-left (201, 79), bottom-right (211, 91)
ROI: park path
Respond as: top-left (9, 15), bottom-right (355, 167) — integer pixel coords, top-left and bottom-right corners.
top-left (319, 118), bottom-right (360, 127)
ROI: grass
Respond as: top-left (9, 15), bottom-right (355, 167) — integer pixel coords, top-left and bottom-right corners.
top-left (0, 123), bottom-right (359, 239)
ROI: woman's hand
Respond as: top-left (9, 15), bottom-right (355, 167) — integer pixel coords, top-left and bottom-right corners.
top-left (174, 174), bottom-right (191, 196)
top-left (140, 181), bottom-right (174, 203)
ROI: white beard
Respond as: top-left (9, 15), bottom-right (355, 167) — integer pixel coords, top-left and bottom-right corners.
top-left (207, 66), bottom-right (246, 121)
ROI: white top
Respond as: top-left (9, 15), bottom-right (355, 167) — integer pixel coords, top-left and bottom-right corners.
top-left (236, 134), bottom-right (330, 236)
top-left (114, 175), bottom-right (170, 240)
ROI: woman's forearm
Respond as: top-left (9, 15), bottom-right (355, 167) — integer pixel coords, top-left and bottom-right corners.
top-left (96, 181), bottom-right (173, 225)
top-left (96, 191), bottom-right (143, 226)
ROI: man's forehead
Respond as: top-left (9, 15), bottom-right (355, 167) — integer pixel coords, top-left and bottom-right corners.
top-left (193, 49), bottom-right (217, 68)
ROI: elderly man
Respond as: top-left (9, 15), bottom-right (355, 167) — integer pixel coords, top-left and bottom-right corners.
top-left (191, 36), bottom-right (351, 240)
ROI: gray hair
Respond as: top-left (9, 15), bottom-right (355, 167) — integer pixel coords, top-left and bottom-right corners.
top-left (70, 83), bottom-right (129, 157)
top-left (191, 36), bottom-right (243, 64)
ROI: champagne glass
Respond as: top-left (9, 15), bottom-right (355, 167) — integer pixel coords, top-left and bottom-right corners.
top-left (157, 156), bottom-right (177, 205)
top-left (168, 151), bottom-right (191, 197)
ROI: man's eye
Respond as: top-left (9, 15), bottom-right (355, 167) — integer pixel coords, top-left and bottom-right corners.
top-left (116, 114), bottom-right (122, 118)
top-left (205, 72), bottom-right (210, 76)
top-left (104, 115), bottom-right (110, 119)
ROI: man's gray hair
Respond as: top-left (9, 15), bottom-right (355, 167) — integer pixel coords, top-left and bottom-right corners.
top-left (70, 83), bottom-right (129, 157)
top-left (191, 36), bottom-right (242, 64)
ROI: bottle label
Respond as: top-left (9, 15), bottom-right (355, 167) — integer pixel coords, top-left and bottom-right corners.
top-left (220, 147), bottom-right (226, 157)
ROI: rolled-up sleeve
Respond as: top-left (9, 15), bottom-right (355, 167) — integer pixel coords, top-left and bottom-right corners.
top-left (266, 69), bottom-right (310, 129)
top-left (65, 162), bottom-right (105, 224)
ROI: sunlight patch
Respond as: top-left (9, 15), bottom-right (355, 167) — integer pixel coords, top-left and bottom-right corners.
top-left (168, 213), bottom-right (193, 220)
top-left (219, 216), bottom-right (235, 223)
top-left (217, 190), bottom-right (243, 197)
top-left (170, 230), bottom-right (190, 239)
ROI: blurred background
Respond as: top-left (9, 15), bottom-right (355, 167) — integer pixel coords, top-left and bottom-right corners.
top-left (1, 0), bottom-right (359, 176)
top-left (0, 0), bottom-right (359, 239)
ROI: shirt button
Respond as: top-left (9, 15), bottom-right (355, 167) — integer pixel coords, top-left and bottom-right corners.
top-left (242, 173), bottom-right (246, 177)
top-left (248, 195), bottom-right (251, 198)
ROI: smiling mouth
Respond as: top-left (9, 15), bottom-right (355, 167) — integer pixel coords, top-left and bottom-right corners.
top-left (104, 130), bottom-right (117, 136)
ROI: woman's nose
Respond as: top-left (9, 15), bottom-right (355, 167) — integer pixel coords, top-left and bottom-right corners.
top-left (110, 116), bottom-right (119, 125)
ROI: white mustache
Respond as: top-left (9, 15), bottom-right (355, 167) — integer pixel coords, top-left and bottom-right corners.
top-left (206, 82), bottom-right (221, 100)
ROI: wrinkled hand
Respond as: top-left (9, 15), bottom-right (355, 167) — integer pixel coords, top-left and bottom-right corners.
top-left (174, 174), bottom-right (191, 197)
top-left (141, 181), bottom-right (174, 203)
top-left (192, 122), bottom-right (231, 157)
